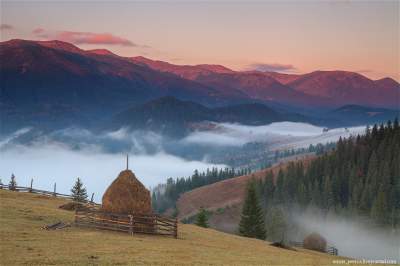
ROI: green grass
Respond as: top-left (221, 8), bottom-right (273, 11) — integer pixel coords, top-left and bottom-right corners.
top-left (0, 189), bottom-right (363, 265)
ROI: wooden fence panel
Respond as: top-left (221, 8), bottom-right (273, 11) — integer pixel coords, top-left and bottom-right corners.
top-left (74, 210), bottom-right (177, 238)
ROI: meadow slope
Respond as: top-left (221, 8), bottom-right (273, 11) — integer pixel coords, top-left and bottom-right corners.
top-left (0, 189), bottom-right (352, 265)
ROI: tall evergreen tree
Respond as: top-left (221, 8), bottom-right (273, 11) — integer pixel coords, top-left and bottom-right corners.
top-left (239, 180), bottom-right (266, 240)
top-left (71, 177), bottom-right (88, 202)
top-left (265, 207), bottom-right (286, 243)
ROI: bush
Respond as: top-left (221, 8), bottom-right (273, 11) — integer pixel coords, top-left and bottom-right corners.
top-left (195, 207), bottom-right (209, 228)
top-left (303, 232), bottom-right (327, 252)
top-left (59, 202), bottom-right (90, 211)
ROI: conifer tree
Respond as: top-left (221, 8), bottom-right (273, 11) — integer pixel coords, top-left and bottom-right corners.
top-left (71, 177), bottom-right (88, 202)
top-left (239, 180), bottom-right (266, 240)
top-left (9, 174), bottom-right (17, 190)
top-left (195, 207), bottom-right (209, 228)
top-left (265, 207), bottom-right (286, 242)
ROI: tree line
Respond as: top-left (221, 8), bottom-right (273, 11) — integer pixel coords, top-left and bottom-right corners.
top-left (152, 167), bottom-right (251, 214)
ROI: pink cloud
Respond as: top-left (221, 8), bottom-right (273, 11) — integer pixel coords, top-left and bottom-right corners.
top-left (0, 24), bottom-right (14, 30)
top-left (56, 31), bottom-right (136, 46)
top-left (32, 28), bottom-right (145, 47)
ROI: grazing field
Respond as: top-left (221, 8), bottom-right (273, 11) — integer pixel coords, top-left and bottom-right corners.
top-left (1, 189), bottom-right (353, 265)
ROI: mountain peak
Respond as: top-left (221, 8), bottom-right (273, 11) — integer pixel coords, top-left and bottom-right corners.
top-left (87, 49), bottom-right (116, 56)
top-left (195, 64), bottom-right (233, 73)
top-left (36, 40), bottom-right (83, 53)
top-left (1, 39), bottom-right (83, 54)
top-left (375, 77), bottom-right (400, 89)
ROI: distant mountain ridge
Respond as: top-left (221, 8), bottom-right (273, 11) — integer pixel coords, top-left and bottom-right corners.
top-left (1, 39), bottom-right (399, 133)
top-left (327, 104), bottom-right (400, 126)
top-left (106, 96), bottom-right (309, 137)
top-left (131, 56), bottom-right (400, 109)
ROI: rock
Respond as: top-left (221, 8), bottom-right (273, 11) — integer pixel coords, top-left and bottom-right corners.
top-left (101, 170), bottom-right (152, 215)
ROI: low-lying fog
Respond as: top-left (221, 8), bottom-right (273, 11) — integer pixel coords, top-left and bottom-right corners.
top-left (0, 121), bottom-right (366, 202)
top-left (183, 122), bottom-right (366, 149)
top-left (292, 209), bottom-right (400, 261)
top-left (0, 143), bottom-right (226, 202)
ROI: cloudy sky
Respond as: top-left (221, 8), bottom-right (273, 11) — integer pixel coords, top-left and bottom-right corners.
top-left (1, 1), bottom-right (398, 80)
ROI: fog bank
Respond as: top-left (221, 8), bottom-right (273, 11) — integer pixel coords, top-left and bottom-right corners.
top-left (292, 209), bottom-right (400, 261)
top-left (183, 122), bottom-right (366, 149)
top-left (0, 143), bottom-right (225, 202)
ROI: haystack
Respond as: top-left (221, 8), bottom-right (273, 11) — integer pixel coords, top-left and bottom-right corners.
top-left (303, 232), bottom-right (327, 252)
top-left (101, 170), bottom-right (152, 215)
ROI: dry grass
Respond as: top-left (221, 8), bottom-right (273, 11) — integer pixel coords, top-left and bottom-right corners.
top-left (177, 155), bottom-right (317, 220)
top-left (0, 189), bottom-right (360, 265)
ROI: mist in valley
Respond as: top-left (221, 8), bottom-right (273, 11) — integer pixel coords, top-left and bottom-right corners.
top-left (0, 121), bottom-right (368, 202)
top-left (288, 208), bottom-right (400, 261)
top-left (0, 128), bottom-right (226, 202)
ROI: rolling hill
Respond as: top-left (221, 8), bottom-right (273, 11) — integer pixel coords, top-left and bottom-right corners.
top-left (0, 188), bottom-right (346, 265)
top-left (106, 96), bottom-right (310, 137)
top-left (176, 154), bottom-right (316, 232)
top-left (327, 105), bottom-right (400, 126)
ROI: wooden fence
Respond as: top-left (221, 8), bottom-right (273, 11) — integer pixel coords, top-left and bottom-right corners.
top-left (289, 241), bottom-right (338, 256)
top-left (74, 209), bottom-right (178, 238)
top-left (0, 184), bottom-right (100, 206)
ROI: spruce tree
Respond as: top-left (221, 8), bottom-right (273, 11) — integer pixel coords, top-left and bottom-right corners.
top-left (9, 174), bottom-right (17, 190)
top-left (265, 207), bottom-right (286, 242)
top-left (71, 177), bottom-right (88, 202)
top-left (195, 207), bottom-right (209, 228)
top-left (239, 180), bottom-right (266, 240)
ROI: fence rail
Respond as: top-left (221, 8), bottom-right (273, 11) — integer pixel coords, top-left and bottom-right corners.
top-left (74, 209), bottom-right (178, 238)
top-left (0, 184), bottom-right (100, 206)
top-left (289, 241), bottom-right (338, 256)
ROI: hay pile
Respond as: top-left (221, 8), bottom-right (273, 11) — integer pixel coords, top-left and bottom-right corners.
top-left (303, 232), bottom-right (327, 252)
top-left (101, 170), bottom-right (152, 215)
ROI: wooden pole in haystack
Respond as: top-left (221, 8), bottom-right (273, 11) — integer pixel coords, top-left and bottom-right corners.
top-left (126, 154), bottom-right (129, 170)
top-left (90, 193), bottom-right (94, 203)
top-left (53, 182), bottom-right (56, 196)
top-left (30, 178), bottom-right (33, 192)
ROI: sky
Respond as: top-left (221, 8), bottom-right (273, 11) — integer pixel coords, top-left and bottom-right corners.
top-left (0, 1), bottom-right (399, 81)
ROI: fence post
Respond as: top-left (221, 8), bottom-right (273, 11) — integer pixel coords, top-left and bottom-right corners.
top-left (53, 182), bottom-right (56, 197)
top-left (29, 178), bottom-right (33, 192)
top-left (129, 215), bottom-right (133, 236)
top-left (174, 218), bottom-right (178, 239)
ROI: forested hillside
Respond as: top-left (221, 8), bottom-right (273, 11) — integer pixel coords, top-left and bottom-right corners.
top-left (152, 167), bottom-right (251, 213)
top-left (259, 119), bottom-right (400, 227)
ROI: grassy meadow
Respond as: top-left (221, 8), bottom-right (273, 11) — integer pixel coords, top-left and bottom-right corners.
top-left (0, 189), bottom-right (366, 265)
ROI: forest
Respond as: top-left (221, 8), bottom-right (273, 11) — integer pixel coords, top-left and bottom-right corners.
top-left (258, 119), bottom-right (400, 229)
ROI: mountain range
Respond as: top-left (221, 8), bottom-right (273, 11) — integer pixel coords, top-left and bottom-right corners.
top-left (1, 39), bottom-right (399, 133)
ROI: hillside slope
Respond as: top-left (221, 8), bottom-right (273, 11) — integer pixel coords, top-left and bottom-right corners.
top-left (107, 96), bottom-right (310, 137)
top-left (0, 189), bottom-right (344, 265)
top-left (176, 154), bottom-right (316, 225)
